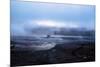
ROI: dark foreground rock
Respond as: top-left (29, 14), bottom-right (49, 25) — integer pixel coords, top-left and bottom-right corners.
top-left (11, 42), bottom-right (95, 66)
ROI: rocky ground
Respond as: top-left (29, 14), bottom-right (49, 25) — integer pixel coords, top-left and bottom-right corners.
top-left (11, 41), bottom-right (95, 66)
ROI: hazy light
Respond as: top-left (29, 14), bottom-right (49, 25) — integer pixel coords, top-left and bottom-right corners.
top-left (35, 20), bottom-right (66, 28)
top-left (30, 20), bottom-right (80, 28)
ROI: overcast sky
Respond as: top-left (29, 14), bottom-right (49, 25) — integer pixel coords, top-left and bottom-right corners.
top-left (11, 0), bottom-right (95, 35)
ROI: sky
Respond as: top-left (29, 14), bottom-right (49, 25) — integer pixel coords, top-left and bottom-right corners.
top-left (11, 0), bottom-right (95, 35)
